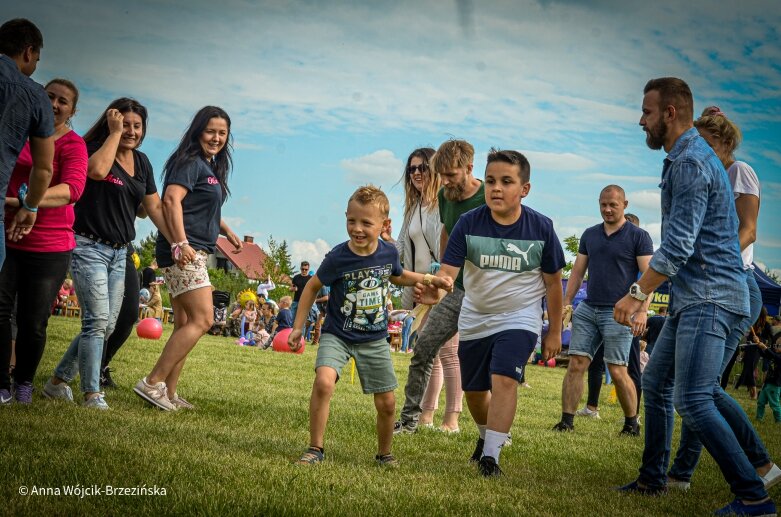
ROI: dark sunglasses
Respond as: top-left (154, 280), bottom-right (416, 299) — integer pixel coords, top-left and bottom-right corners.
top-left (406, 163), bottom-right (429, 175)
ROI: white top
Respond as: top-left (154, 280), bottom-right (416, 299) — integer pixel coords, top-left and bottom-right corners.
top-left (727, 161), bottom-right (760, 269)
top-left (407, 204), bottom-right (435, 274)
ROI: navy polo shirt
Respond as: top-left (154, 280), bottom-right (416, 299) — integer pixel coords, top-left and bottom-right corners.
top-left (579, 222), bottom-right (654, 306)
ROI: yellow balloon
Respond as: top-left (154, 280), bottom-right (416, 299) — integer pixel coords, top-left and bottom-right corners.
top-left (132, 253), bottom-right (141, 270)
top-left (237, 289), bottom-right (258, 307)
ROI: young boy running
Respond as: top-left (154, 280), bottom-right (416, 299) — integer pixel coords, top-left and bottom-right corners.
top-left (290, 185), bottom-right (452, 466)
top-left (420, 149), bottom-right (564, 476)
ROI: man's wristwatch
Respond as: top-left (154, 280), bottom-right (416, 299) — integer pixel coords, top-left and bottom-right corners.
top-left (628, 282), bottom-right (648, 301)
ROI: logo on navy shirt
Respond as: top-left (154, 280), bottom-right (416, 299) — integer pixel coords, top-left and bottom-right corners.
top-left (104, 173), bottom-right (124, 186)
top-left (207, 176), bottom-right (219, 185)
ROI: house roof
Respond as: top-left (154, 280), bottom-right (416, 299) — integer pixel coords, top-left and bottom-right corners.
top-left (215, 237), bottom-right (267, 280)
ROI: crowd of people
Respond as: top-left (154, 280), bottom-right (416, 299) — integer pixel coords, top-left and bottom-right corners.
top-left (1, 17), bottom-right (780, 516)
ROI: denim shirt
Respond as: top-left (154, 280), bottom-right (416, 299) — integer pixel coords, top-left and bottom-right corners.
top-left (0, 55), bottom-right (54, 201)
top-left (648, 127), bottom-right (748, 317)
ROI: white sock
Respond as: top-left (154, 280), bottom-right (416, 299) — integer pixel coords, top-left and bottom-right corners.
top-left (483, 429), bottom-right (508, 462)
top-left (477, 424), bottom-right (487, 440)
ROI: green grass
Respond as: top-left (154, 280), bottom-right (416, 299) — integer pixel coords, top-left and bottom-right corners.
top-left (2, 317), bottom-right (778, 516)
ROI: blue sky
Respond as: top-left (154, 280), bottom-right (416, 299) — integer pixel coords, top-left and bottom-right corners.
top-left (11, 0), bottom-right (781, 275)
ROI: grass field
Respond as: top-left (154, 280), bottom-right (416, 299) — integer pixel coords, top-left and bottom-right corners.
top-left (1, 317), bottom-right (778, 516)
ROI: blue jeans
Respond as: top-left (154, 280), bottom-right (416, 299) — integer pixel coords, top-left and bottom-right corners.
top-left (668, 271), bottom-right (770, 481)
top-left (400, 315), bottom-right (414, 352)
top-left (639, 303), bottom-right (767, 501)
top-left (0, 220), bottom-right (4, 270)
top-left (568, 302), bottom-right (633, 366)
top-left (53, 236), bottom-right (126, 394)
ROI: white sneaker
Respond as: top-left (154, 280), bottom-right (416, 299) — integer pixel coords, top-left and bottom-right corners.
top-left (133, 378), bottom-right (176, 411)
top-left (575, 406), bottom-right (600, 419)
top-left (82, 394), bottom-right (109, 410)
top-left (666, 476), bottom-right (691, 491)
top-left (43, 379), bottom-right (74, 402)
top-left (762, 463), bottom-right (781, 490)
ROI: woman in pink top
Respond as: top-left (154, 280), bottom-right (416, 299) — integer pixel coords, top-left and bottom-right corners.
top-left (0, 78), bottom-right (87, 405)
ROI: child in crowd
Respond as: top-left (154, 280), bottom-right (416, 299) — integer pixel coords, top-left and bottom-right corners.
top-left (262, 296), bottom-right (293, 349)
top-left (240, 300), bottom-right (258, 336)
top-left (756, 340), bottom-right (781, 423)
top-left (143, 282), bottom-right (163, 320)
top-left (639, 340), bottom-right (650, 373)
top-left (256, 302), bottom-right (276, 344)
top-left (53, 279), bottom-right (74, 315)
top-left (290, 185), bottom-right (452, 467)
top-left (420, 150), bottom-right (564, 477)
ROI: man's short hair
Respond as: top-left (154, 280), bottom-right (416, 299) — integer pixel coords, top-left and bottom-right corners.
top-left (348, 185), bottom-right (390, 218)
top-left (431, 139), bottom-right (474, 175)
top-left (644, 77), bottom-right (694, 122)
top-left (0, 18), bottom-right (43, 56)
top-left (486, 148), bottom-right (531, 183)
top-left (300, 261), bottom-right (309, 267)
top-left (600, 184), bottom-right (626, 199)
top-left (625, 213), bottom-right (640, 225)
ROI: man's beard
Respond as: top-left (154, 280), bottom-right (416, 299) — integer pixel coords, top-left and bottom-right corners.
top-left (443, 181), bottom-right (466, 201)
top-left (645, 119), bottom-right (667, 150)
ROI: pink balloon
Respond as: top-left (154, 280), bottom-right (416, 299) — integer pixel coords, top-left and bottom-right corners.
top-left (136, 318), bottom-right (163, 340)
top-left (272, 327), bottom-right (305, 354)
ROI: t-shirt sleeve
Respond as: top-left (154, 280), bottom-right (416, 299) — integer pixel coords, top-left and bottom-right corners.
top-left (577, 229), bottom-right (589, 255)
top-left (437, 188), bottom-right (446, 224)
top-left (316, 251), bottom-right (337, 286)
top-left (541, 222), bottom-right (566, 274)
top-left (442, 217), bottom-right (467, 268)
top-left (636, 229), bottom-right (655, 256)
top-left (58, 134), bottom-right (88, 203)
top-left (139, 153), bottom-right (157, 195)
top-left (165, 159), bottom-right (201, 192)
top-left (390, 245), bottom-right (403, 276)
top-left (729, 162), bottom-right (760, 198)
top-left (29, 87), bottom-right (55, 138)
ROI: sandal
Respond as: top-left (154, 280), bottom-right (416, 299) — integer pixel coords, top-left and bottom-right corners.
top-left (375, 453), bottom-right (399, 468)
top-left (296, 447), bottom-right (324, 465)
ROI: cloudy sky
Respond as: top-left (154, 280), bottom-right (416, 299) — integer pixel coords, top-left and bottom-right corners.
top-left (10, 0), bottom-right (781, 275)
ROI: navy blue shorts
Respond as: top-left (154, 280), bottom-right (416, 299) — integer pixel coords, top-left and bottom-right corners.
top-left (458, 329), bottom-right (538, 391)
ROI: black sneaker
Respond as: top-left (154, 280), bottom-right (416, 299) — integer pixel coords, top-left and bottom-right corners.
top-left (393, 420), bottom-right (417, 435)
top-left (100, 367), bottom-right (116, 389)
top-left (552, 421), bottom-right (574, 432)
top-left (478, 456), bottom-right (503, 477)
top-left (620, 422), bottom-right (641, 436)
top-left (470, 437), bottom-right (485, 463)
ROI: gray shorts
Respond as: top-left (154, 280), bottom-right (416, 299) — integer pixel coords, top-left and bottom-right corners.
top-left (315, 333), bottom-right (397, 394)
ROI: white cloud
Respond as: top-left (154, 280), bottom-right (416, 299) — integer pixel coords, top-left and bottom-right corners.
top-left (758, 236), bottom-right (781, 249)
top-left (222, 216), bottom-right (246, 229)
top-left (627, 190), bottom-right (661, 210)
top-left (761, 181), bottom-right (781, 200)
top-left (521, 151), bottom-right (596, 172)
top-left (290, 239), bottom-right (332, 271)
top-left (340, 150), bottom-right (403, 186)
top-left (580, 173), bottom-right (659, 184)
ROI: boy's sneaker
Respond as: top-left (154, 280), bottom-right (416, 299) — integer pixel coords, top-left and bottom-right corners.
top-left (478, 456), bottom-right (503, 477)
top-left (552, 421), bottom-right (574, 432)
top-left (575, 406), bottom-right (601, 419)
top-left (170, 395), bottom-right (195, 410)
top-left (375, 454), bottom-right (399, 468)
top-left (296, 447), bottom-right (324, 465)
top-left (620, 422), bottom-right (641, 437)
top-left (614, 480), bottom-right (668, 496)
top-left (100, 367), bottom-right (116, 389)
top-left (13, 382), bottom-right (33, 405)
top-left (393, 420), bottom-right (417, 434)
top-left (470, 437), bottom-right (485, 463)
top-left (0, 388), bottom-right (11, 405)
top-left (133, 378), bottom-right (176, 411)
top-left (713, 498), bottom-right (776, 516)
top-left (82, 394), bottom-right (109, 410)
top-left (503, 432), bottom-right (512, 447)
top-left (666, 476), bottom-right (691, 491)
top-left (43, 379), bottom-right (73, 402)
top-left (762, 463), bottom-right (781, 490)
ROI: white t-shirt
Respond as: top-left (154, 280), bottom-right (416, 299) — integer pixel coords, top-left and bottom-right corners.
top-left (728, 161), bottom-right (760, 269)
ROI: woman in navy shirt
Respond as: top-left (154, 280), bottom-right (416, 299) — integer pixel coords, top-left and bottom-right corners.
top-left (134, 106), bottom-right (242, 411)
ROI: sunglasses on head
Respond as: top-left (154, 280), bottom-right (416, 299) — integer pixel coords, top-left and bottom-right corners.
top-left (407, 163), bottom-right (429, 175)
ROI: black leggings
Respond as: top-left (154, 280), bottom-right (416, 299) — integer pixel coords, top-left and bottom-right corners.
top-left (101, 251), bottom-right (139, 369)
top-left (0, 248), bottom-right (71, 389)
top-left (586, 336), bottom-right (642, 410)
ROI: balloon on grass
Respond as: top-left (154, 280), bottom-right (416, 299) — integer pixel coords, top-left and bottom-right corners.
top-left (272, 327), bottom-right (305, 354)
top-left (137, 318), bottom-right (163, 339)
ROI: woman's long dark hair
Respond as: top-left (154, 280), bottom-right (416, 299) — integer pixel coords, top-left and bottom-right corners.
top-left (163, 106), bottom-right (232, 198)
top-left (83, 97), bottom-right (148, 147)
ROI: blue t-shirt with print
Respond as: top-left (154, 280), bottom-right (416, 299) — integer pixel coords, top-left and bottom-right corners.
top-left (318, 240), bottom-right (403, 343)
top-left (156, 157), bottom-right (224, 267)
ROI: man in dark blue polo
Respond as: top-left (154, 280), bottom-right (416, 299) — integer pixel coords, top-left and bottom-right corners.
top-left (554, 185), bottom-right (654, 436)
top-left (0, 18), bottom-right (54, 267)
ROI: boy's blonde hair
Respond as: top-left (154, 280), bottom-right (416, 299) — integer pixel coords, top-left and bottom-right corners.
top-left (431, 139), bottom-right (474, 175)
top-left (348, 185), bottom-right (390, 218)
top-left (279, 295), bottom-right (292, 308)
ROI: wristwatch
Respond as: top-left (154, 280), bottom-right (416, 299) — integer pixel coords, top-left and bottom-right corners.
top-left (628, 283), bottom-right (648, 301)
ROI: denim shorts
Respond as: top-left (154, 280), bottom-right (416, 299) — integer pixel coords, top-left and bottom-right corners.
top-left (315, 333), bottom-right (397, 394)
top-left (568, 302), bottom-right (633, 366)
top-left (458, 329), bottom-right (537, 391)
top-left (163, 251), bottom-right (210, 298)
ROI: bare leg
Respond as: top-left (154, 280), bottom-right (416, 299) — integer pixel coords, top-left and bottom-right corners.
top-left (607, 363), bottom-right (638, 417)
top-left (562, 355), bottom-right (591, 413)
top-left (308, 367), bottom-right (337, 448)
top-left (486, 375), bottom-right (518, 433)
top-left (465, 390), bottom-right (490, 426)
top-left (374, 391), bottom-right (396, 455)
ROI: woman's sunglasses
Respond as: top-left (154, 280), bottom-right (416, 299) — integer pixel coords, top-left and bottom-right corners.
top-left (407, 163), bottom-right (429, 175)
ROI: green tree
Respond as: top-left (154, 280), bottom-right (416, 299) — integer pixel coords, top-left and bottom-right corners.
top-left (208, 267), bottom-right (253, 300)
top-left (765, 266), bottom-right (780, 284)
top-left (136, 231), bottom-right (158, 269)
top-left (562, 234), bottom-right (580, 278)
top-left (262, 235), bottom-right (295, 301)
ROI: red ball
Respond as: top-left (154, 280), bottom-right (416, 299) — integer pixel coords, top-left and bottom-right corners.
top-left (546, 358), bottom-right (556, 368)
top-left (272, 328), bottom-right (305, 354)
top-left (136, 318), bottom-right (163, 340)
